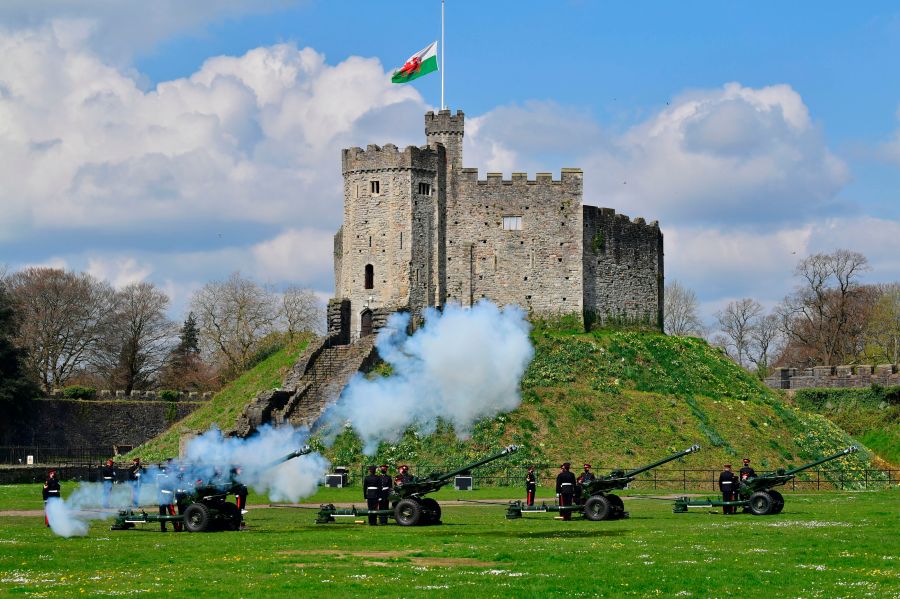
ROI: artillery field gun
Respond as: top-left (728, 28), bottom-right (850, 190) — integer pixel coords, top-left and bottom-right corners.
top-left (507, 445), bottom-right (701, 521)
top-left (111, 446), bottom-right (313, 532)
top-left (673, 446), bottom-right (858, 515)
top-left (316, 445), bottom-right (519, 526)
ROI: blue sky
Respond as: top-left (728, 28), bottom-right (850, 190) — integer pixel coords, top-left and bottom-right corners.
top-left (1, 1), bottom-right (899, 328)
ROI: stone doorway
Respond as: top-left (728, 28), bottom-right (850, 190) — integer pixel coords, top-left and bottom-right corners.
top-left (360, 310), bottom-right (373, 337)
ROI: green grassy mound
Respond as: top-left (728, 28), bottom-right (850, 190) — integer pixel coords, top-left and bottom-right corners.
top-left (128, 339), bottom-right (309, 461)
top-left (324, 328), bottom-right (884, 486)
top-left (790, 386), bottom-right (900, 466)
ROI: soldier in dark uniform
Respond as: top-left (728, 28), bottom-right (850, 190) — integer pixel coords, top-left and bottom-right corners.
top-left (395, 464), bottom-right (412, 485)
top-left (525, 466), bottom-right (537, 507)
top-left (575, 463), bottom-right (595, 504)
top-left (100, 459), bottom-right (116, 508)
top-left (156, 464), bottom-right (177, 532)
top-left (378, 464), bottom-right (392, 525)
top-left (555, 463), bottom-right (576, 520)
top-left (127, 457), bottom-right (144, 507)
top-left (42, 469), bottom-right (61, 527)
top-left (739, 458), bottom-right (756, 482)
top-left (363, 466), bottom-right (381, 525)
top-left (231, 466), bottom-right (249, 529)
top-left (718, 464), bottom-right (737, 514)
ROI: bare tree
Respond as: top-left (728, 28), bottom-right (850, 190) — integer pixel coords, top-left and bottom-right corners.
top-left (715, 298), bottom-right (763, 367)
top-left (6, 268), bottom-right (118, 392)
top-left (190, 272), bottom-right (279, 375)
top-left (664, 281), bottom-right (706, 336)
top-left (862, 283), bottom-right (900, 364)
top-left (778, 250), bottom-right (872, 366)
top-left (93, 282), bottom-right (176, 392)
top-left (281, 286), bottom-right (325, 338)
top-left (748, 312), bottom-right (784, 376)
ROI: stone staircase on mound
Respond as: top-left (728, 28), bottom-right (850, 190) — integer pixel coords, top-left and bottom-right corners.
top-left (230, 335), bottom-right (378, 438)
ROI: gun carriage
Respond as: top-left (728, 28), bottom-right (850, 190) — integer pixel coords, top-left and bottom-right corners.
top-left (507, 445), bottom-right (701, 521)
top-left (316, 445), bottom-right (518, 526)
top-left (673, 446), bottom-right (858, 515)
top-left (111, 446), bottom-right (312, 532)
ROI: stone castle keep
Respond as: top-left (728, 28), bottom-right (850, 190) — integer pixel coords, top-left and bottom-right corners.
top-left (328, 109), bottom-right (664, 341)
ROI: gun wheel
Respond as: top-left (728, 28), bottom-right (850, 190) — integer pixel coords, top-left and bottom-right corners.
top-left (420, 498), bottom-right (442, 525)
top-left (183, 503), bottom-right (211, 532)
top-left (768, 490), bottom-right (785, 514)
top-left (394, 498), bottom-right (423, 526)
top-left (219, 502), bottom-right (242, 531)
top-left (583, 495), bottom-right (611, 521)
top-left (748, 491), bottom-right (773, 516)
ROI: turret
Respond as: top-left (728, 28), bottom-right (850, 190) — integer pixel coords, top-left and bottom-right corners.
top-left (425, 109), bottom-right (464, 175)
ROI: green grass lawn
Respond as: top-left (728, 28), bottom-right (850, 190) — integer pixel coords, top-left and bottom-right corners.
top-left (2, 485), bottom-right (897, 598)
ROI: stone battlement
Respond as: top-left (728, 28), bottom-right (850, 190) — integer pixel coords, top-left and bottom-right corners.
top-left (584, 205), bottom-right (660, 229)
top-left (459, 168), bottom-right (583, 185)
top-left (341, 143), bottom-right (441, 173)
top-left (764, 364), bottom-right (900, 390)
top-left (424, 109), bottom-right (465, 134)
top-left (48, 389), bottom-right (213, 401)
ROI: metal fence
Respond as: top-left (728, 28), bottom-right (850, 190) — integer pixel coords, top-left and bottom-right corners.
top-left (0, 446), bottom-right (112, 466)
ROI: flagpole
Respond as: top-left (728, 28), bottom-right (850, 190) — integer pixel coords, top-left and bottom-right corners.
top-left (441, 0), bottom-right (445, 109)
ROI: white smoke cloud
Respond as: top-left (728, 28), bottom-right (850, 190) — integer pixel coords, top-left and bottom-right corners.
top-left (317, 301), bottom-right (534, 454)
top-left (45, 424), bottom-right (327, 537)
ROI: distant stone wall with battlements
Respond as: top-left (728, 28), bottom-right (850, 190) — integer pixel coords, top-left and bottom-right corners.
top-left (764, 365), bottom-right (900, 390)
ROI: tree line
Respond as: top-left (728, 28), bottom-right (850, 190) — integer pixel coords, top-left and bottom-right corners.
top-left (665, 249), bottom-right (900, 374)
top-left (0, 268), bottom-right (324, 405)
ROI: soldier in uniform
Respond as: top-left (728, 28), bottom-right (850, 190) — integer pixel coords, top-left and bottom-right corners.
top-left (42, 469), bottom-right (61, 527)
top-left (718, 464), bottom-right (737, 514)
top-left (395, 464), bottom-right (412, 485)
top-left (231, 466), bottom-right (249, 529)
top-left (739, 458), bottom-right (756, 482)
top-left (100, 459), bottom-right (116, 508)
top-left (363, 466), bottom-right (381, 525)
top-left (555, 463), bottom-right (576, 520)
top-left (127, 457), bottom-right (144, 507)
top-left (575, 463), bottom-right (595, 504)
top-left (378, 464), bottom-right (392, 525)
top-left (525, 466), bottom-right (537, 507)
top-left (156, 463), bottom-right (178, 532)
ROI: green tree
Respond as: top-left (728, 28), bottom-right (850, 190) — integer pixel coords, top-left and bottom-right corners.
top-left (0, 282), bottom-right (40, 410)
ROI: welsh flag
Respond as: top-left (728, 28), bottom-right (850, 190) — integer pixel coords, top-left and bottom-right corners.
top-left (391, 41), bottom-right (438, 84)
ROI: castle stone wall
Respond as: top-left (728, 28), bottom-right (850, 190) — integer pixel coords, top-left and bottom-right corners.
top-left (764, 365), bottom-right (900, 390)
top-left (445, 170), bottom-right (584, 314)
top-left (339, 144), bottom-right (443, 338)
top-left (1, 399), bottom-right (203, 449)
top-left (583, 207), bottom-right (664, 328)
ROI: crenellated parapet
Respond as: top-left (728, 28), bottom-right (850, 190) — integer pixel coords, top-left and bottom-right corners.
top-left (341, 143), bottom-right (441, 174)
top-left (457, 168), bottom-right (583, 186)
top-left (425, 109), bottom-right (465, 135)
top-left (764, 364), bottom-right (900, 390)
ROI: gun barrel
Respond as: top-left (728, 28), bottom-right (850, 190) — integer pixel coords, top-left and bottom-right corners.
top-left (623, 444), bottom-right (701, 478)
top-left (266, 445), bottom-right (313, 469)
top-left (783, 446), bottom-right (857, 476)
top-left (436, 445), bottom-right (519, 482)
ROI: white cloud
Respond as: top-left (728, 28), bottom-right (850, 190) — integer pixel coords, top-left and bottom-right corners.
top-left (85, 257), bottom-right (152, 289)
top-left (250, 227), bottom-right (334, 284)
top-left (0, 2), bottom-right (297, 63)
top-left (468, 84), bottom-right (849, 226)
top-left (0, 26), bottom-right (425, 245)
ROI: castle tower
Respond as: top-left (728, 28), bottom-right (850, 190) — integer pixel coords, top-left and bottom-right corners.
top-left (425, 110), bottom-right (464, 177)
top-left (333, 142), bottom-right (446, 340)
